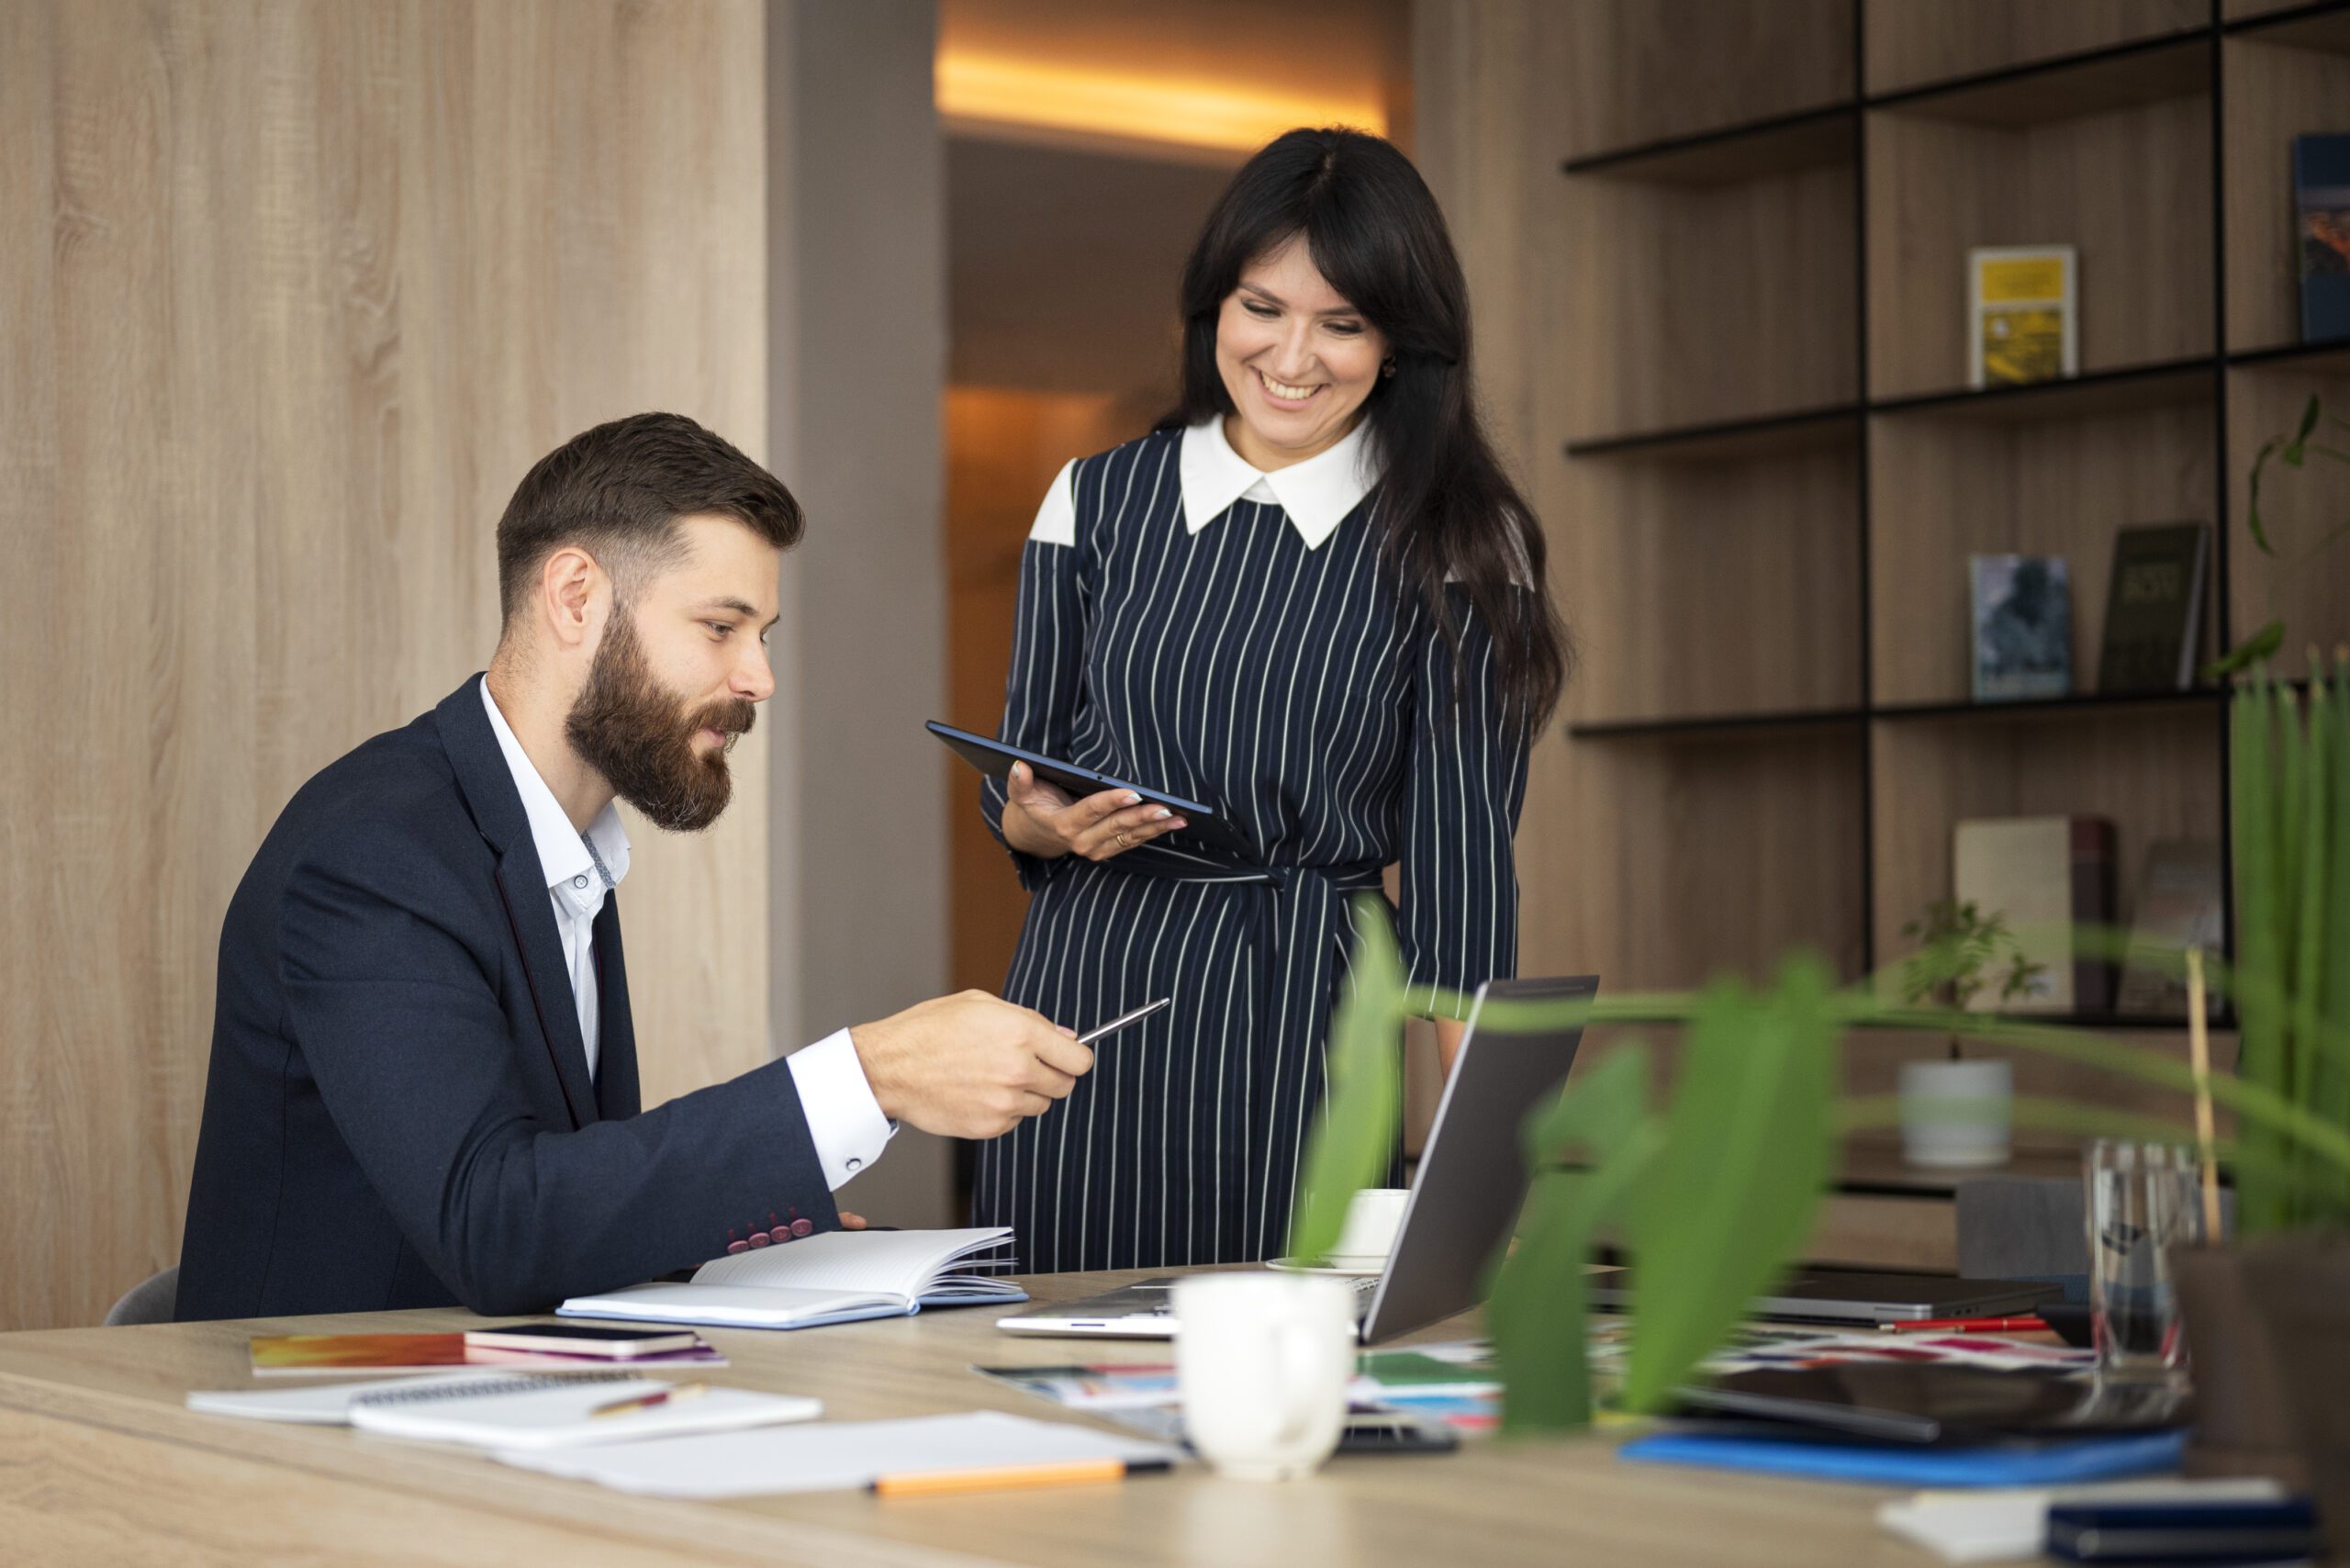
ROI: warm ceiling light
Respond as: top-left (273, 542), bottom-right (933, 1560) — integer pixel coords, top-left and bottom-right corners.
top-left (936, 51), bottom-right (1385, 156)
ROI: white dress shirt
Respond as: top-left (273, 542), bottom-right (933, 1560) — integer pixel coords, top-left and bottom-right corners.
top-left (478, 678), bottom-right (889, 1188)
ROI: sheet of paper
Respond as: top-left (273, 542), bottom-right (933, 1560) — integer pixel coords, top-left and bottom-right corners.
top-left (497, 1410), bottom-right (1182, 1498)
top-left (1875, 1477), bottom-right (2285, 1563)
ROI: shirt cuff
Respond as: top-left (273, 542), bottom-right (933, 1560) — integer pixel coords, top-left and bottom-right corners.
top-left (787, 1028), bottom-right (895, 1191)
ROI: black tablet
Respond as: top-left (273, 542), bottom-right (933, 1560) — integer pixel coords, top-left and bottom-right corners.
top-left (927, 721), bottom-right (1259, 861)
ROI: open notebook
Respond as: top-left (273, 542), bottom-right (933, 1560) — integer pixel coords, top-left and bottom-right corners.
top-left (557, 1227), bottom-right (1025, 1330)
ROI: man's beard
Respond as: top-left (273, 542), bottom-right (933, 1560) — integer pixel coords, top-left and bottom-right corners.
top-left (565, 610), bottom-right (755, 833)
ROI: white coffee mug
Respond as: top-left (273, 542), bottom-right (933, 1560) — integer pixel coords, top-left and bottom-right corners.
top-left (1173, 1272), bottom-right (1354, 1481)
top-left (1328, 1187), bottom-right (1409, 1268)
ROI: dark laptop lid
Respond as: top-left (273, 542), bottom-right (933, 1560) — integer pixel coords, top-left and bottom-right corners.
top-left (1360, 975), bottom-right (1597, 1345)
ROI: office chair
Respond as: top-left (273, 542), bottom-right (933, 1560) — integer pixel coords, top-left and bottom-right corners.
top-left (102, 1266), bottom-right (178, 1327)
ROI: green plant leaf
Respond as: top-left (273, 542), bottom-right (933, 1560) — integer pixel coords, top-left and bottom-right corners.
top-left (1285, 894), bottom-right (1406, 1264)
top-left (1619, 956), bottom-right (1837, 1414)
top-left (1489, 1047), bottom-right (1657, 1432)
top-left (2207, 620), bottom-right (2286, 681)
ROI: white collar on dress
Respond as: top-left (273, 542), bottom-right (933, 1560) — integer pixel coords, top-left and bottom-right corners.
top-left (1179, 415), bottom-right (1379, 551)
top-left (479, 677), bottom-right (631, 897)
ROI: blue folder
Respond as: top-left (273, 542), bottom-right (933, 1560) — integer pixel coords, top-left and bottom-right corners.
top-left (1617, 1428), bottom-right (2186, 1487)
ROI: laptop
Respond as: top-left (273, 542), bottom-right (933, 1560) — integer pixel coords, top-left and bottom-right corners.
top-left (993, 974), bottom-right (1598, 1346)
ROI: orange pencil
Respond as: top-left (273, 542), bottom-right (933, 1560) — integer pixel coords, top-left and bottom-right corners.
top-left (870, 1459), bottom-right (1171, 1497)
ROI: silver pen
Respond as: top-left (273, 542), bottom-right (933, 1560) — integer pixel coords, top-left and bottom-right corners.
top-left (1076, 997), bottom-right (1172, 1045)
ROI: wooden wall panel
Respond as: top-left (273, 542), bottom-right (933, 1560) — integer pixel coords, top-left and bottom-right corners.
top-left (1863, 0), bottom-right (2204, 95)
top-left (1, 0), bottom-right (767, 1330)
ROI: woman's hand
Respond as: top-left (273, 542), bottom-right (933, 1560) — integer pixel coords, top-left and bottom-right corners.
top-left (1000, 762), bottom-right (1188, 861)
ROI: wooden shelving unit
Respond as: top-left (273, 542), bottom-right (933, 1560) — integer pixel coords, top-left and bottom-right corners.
top-left (1552, 0), bottom-right (2350, 1267)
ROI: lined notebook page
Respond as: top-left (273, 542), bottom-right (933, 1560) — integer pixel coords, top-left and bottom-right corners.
top-left (688, 1227), bottom-right (1012, 1294)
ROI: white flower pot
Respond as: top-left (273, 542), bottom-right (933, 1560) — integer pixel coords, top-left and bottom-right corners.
top-left (1899, 1058), bottom-right (2014, 1170)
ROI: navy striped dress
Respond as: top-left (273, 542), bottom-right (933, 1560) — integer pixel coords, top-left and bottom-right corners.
top-left (973, 418), bottom-right (1531, 1272)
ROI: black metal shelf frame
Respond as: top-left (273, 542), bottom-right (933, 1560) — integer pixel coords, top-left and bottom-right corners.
top-left (1553, 0), bottom-right (2317, 995)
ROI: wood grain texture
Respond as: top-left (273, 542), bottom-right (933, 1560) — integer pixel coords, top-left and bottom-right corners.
top-left (1865, 96), bottom-right (2213, 398)
top-left (1561, 0), bottom-right (1853, 160)
top-left (1863, 0), bottom-right (2206, 96)
top-left (1867, 398), bottom-right (2219, 704)
top-left (2223, 38), bottom-right (2350, 353)
top-left (1, 0), bottom-right (767, 1331)
top-left (1868, 708), bottom-right (2227, 969)
top-left (1560, 445), bottom-right (1863, 723)
top-left (2225, 363), bottom-right (2350, 662)
top-left (0, 1280), bottom-right (1910, 1568)
top-left (1564, 163), bottom-right (1859, 438)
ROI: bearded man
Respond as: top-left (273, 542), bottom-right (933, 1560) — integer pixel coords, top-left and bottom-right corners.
top-left (175, 413), bottom-right (1091, 1320)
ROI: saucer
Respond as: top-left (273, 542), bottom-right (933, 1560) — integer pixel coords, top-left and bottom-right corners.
top-left (1266, 1256), bottom-right (1386, 1276)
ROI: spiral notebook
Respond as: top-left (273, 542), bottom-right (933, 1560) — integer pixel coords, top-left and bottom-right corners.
top-left (558, 1227), bottom-right (1025, 1330)
top-left (192, 1372), bottom-right (821, 1450)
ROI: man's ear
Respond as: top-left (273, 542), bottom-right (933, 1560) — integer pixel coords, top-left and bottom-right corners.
top-left (539, 546), bottom-right (606, 652)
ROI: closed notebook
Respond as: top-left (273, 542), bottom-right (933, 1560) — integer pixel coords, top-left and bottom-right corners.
top-left (346, 1372), bottom-right (819, 1450)
top-left (558, 1227), bottom-right (1026, 1330)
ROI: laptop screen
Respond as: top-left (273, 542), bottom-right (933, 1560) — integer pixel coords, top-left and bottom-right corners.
top-left (1360, 974), bottom-right (1597, 1344)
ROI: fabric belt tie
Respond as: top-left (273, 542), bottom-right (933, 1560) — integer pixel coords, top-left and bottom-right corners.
top-left (1096, 851), bottom-right (1386, 1025)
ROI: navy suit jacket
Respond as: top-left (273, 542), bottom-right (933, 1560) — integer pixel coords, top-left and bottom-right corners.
top-left (175, 677), bottom-right (834, 1320)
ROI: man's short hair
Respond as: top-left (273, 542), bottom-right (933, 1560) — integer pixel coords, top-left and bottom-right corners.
top-left (496, 412), bottom-right (803, 624)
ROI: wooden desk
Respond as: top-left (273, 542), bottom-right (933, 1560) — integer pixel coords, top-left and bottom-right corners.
top-left (0, 1271), bottom-right (1931, 1567)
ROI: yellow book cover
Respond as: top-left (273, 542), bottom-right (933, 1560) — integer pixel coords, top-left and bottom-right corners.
top-left (1969, 246), bottom-right (2076, 388)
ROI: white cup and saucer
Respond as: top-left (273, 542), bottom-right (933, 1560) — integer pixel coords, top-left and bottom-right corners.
top-left (1265, 1187), bottom-right (1407, 1275)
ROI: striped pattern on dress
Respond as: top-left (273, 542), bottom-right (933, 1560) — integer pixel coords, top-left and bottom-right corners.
top-left (973, 424), bottom-right (1532, 1272)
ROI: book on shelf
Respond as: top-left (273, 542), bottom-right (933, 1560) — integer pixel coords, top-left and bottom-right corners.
top-left (1953, 816), bottom-right (2116, 1015)
top-left (2095, 523), bottom-right (2209, 695)
top-left (2115, 840), bottom-right (2226, 1022)
top-left (1972, 554), bottom-right (2072, 702)
top-left (2296, 133), bottom-right (2350, 344)
top-left (1969, 245), bottom-right (2076, 388)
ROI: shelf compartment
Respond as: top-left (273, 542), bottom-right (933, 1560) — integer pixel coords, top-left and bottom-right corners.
top-left (1566, 160), bottom-right (1859, 441)
top-left (2221, 33), bottom-right (2350, 353)
top-left (1559, 442), bottom-right (1863, 725)
top-left (1563, 106), bottom-right (1855, 187)
top-left (1868, 397), bottom-right (2219, 707)
top-left (1527, 733), bottom-right (1869, 992)
top-left (1868, 708), bottom-right (2227, 993)
top-left (2225, 363), bottom-right (2350, 666)
top-left (1563, 404), bottom-right (1859, 463)
top-left (1865, 91), bottom-right (2214, 398)
top-left (1562, 0), bottom-right (1854, 167)
top-left (1863, 2), bottom-right (2210, 99)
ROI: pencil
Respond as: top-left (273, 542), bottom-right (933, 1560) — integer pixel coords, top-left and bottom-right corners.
top-left (870, 1459), bottom-right (1171, 1496)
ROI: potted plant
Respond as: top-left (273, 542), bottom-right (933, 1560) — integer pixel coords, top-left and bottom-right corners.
top-left (1896, 899), bottom-right (2044, 1169)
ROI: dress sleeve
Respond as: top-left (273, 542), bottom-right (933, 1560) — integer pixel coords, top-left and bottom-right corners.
top-left (980, 458), bottom-right (1089, 891)
top-left (1396, 586), bottom-right (1534, 1018)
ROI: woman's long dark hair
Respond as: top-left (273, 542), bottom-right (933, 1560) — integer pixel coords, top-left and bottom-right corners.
top-left (1161, 127), bottom-right (1569, 728)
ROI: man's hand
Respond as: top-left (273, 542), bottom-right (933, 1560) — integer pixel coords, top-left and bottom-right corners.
top-left (848, 991), bottom-right (1094, 1139)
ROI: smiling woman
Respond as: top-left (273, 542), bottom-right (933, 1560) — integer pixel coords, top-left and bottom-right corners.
top-left (970, 127), bottom-right (1570, 1274)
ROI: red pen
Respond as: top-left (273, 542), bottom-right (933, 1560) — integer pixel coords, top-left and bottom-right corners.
top-left (1879, 1315), bottom-right (2050, 1334)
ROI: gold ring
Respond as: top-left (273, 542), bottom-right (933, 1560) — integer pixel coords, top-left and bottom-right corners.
top-left (1114, 831), bottom-right (1131, 849)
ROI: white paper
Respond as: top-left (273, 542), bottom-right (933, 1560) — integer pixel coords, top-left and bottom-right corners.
top-left (497, 1410), bottom-right (1183, 1499)
top-left (687, 1227), bottom-right (1012, 1294)
top-left (1876, 1477), bottom-right (2286, 1563)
